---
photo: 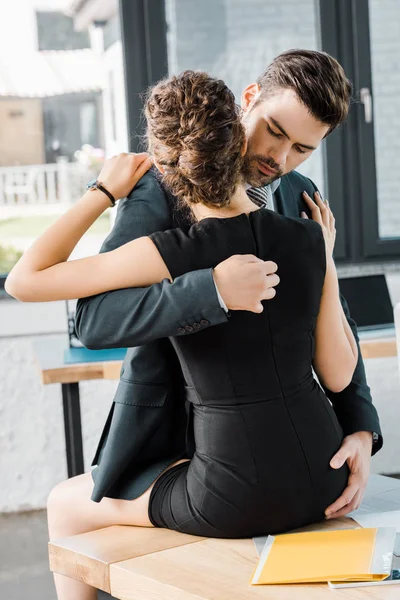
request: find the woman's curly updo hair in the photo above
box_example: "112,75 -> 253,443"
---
145,70 -> 246,209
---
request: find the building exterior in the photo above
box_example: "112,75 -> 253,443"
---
66,0 -> 128,157
0,0 -> 105,168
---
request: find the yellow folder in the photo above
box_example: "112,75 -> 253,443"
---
250,527 -> 396,585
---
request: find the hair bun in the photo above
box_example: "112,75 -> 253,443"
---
145,70 -> 245,208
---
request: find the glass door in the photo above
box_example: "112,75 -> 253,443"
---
165,0 -> 327,196
352,0 -> 400,259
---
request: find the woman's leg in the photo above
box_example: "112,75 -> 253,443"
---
47,458 -> 189,600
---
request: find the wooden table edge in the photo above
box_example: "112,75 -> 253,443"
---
359,337 -> 397,359
38,360 -> 123,384
35,336 -> 397,386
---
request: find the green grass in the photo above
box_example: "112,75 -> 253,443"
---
0,213 -> 110,237
0,244 -> 23,274
0,213 -> 111,274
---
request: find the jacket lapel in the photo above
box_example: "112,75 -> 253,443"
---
275,173 -> 316,219
275,176 -> 298,218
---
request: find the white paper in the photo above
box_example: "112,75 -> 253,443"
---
349,510 -> 400,533
253,535 -> 268,556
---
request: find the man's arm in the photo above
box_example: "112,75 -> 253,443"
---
305,179 -> 382,454
322,292 -> 382,519
323,292 -> 382,453
75,169 -> 228,349
299,179 -> 383,518
75,168 -> 280,349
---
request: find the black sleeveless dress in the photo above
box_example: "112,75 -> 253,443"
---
147,209 -> 349,539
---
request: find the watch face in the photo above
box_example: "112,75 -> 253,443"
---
86,178 -> 97,190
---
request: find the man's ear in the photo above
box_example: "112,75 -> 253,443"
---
241,83 -> 260,111
240,138 -> 248,157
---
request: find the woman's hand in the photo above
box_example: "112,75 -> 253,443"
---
5,152 -> 153,302
97,152 -> 153,201
301,191 -> 336,256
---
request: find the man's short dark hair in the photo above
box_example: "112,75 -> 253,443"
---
256,49 -> 352,134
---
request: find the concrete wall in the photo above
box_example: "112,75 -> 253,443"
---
0,325 -> 117,513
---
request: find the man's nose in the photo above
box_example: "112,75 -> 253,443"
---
269,142 -> 290,167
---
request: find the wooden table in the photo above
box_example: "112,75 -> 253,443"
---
360,333 -> 397,360
98,334 -> 398,379
35,332 -> 397,479
49,474 -> 400,599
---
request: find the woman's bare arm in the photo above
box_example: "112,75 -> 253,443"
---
5,153 -> 171,302
302,191 -> 358,393
313,255 -> 358,392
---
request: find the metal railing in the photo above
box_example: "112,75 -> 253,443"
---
0,158 -> 93,206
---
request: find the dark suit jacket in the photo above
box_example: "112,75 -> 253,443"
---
75,168 -> 383,502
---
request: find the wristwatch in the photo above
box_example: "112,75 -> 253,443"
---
86,179 -> 116,207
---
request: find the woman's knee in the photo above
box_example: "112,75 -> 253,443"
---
47,474 -> 92,538
47,479 -> 73,535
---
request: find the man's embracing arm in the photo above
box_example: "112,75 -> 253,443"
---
324,292 -> 383,453
302,177 -> 383,454
299,177 -> 383,518
322,292 -> 383,519
75,170 -> 228,349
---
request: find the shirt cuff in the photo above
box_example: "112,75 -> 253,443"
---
212,272 -> 229,312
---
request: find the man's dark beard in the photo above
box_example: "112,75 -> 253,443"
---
242,152 -> 283,188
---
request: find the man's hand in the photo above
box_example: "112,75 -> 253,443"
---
325,431 -> 373,519
213,254 -> 279,313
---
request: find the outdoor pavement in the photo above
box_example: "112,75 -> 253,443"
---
0,510 -> 115,600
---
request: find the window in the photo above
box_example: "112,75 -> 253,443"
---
36,11 -> 90,51
80,101 -> 99,147
165,0 -> 326,196
0,3 -> 128,294
366,0 -> 400,245
164,0 -> 400,266
320,0 -> 400,263
3,0 -> 398,296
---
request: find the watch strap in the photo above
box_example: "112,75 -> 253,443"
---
87,179 -> 116,207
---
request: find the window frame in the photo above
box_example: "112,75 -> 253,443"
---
352,0 -> 400,259
321,0 -> 400,264
119,0 -> 168,152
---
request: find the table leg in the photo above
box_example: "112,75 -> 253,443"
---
61,383 -> 85,477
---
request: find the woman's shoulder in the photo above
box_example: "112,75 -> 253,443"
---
250,208 -> 324,246
186,212 -> 256,253
149,212 -> 256,280
188,209 -> 324,253
249,210 -> 326,277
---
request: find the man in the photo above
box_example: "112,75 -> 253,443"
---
75,49 -> 382,520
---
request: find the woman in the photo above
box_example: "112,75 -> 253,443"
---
6,71 -> 357,599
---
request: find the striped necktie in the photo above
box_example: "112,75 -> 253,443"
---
246,185 -> 273,210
